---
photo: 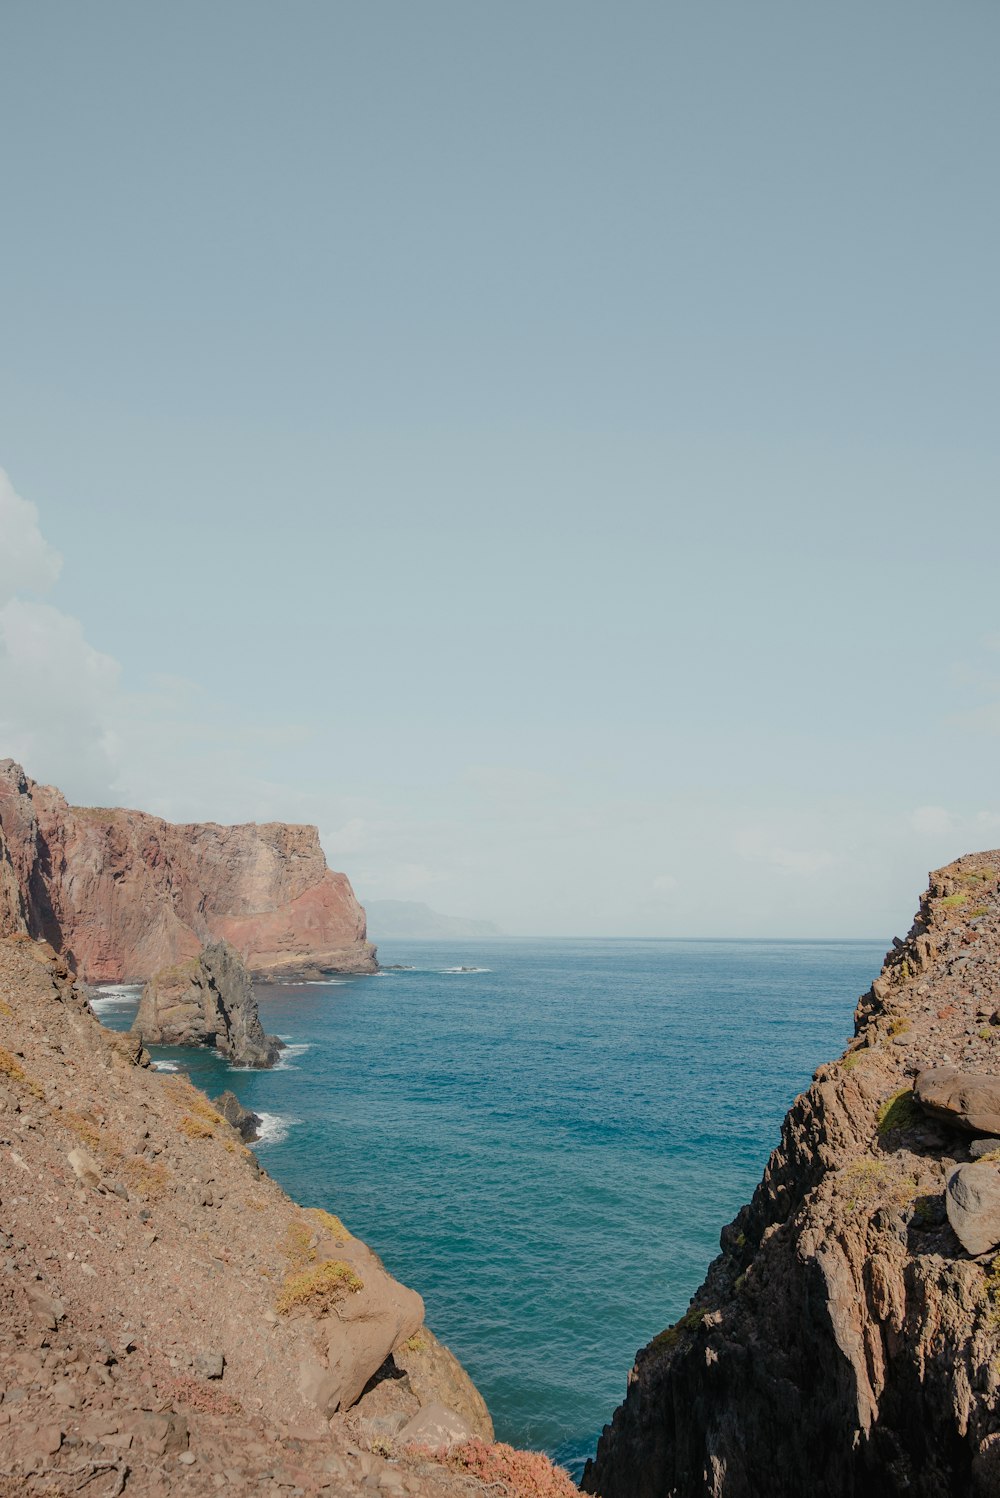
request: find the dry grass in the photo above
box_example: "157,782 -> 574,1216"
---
0,1046 -> 44,1098
275,1259 -> 363,1315
61,1109 -> 101,1151
282,1219 -> 317,1271
180,1114 -> 215,1140
838,1156 -> 917,1212
305,1207 -> 350,1242
120,1157 -> 170,1199
162,1075 -> 223,1127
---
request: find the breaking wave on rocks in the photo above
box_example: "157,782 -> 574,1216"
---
151,1059 -> 179,1072
88,984 -> 142,1015
254,1111 -> 299,1146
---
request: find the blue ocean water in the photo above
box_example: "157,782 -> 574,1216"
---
96,937 -> 884,1475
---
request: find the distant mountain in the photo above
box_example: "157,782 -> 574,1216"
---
363,899 -> 504,941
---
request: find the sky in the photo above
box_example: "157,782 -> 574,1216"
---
1,1 -> 998,938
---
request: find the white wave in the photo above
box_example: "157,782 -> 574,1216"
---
88,983 -> 142,1012
439,966 -> 491,974
152,1060 -> 179,1072
254,1112 -> 299,1146
273,1041 -> 311,1070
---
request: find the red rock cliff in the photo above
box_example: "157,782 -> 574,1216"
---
0,759 -> 376,981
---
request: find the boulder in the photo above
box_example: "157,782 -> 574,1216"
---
946,1163 -> 1000,1255
914,1067 -> 1000,1135
970,1137 -> 1000,1160
212,1089 -> 262,1142
132,941 -> 283,1068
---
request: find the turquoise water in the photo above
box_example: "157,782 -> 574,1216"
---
96,937 -> 883,1475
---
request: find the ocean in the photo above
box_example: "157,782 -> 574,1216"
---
95,936 -> 885,1476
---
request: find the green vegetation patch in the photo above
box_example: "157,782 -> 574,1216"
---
876,1087 -> 922,1136
650,1305 -> 707,1353
939,893 -> 969,909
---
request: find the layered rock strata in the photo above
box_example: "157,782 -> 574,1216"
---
132,941 -> 283,1068
0,758 -> 376,981
0,933 -> 515,1496
584,852 -> 1000,1498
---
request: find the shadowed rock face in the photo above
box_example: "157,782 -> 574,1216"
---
0,758 -> 376,981
584,851 -> 1000,1498
132,941 -> 283,1068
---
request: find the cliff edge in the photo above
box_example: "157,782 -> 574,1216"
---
0,933 -> 508,1496
584,852 -> 1000,1498
0,759 -> 376,982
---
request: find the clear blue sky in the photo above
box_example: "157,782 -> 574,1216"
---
1,1 -> 998,936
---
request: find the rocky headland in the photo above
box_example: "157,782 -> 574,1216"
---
584,852 -> 1000,1498
0,760 -> 376,982
131,941 -> 283,1069
0,933 -> 583,1497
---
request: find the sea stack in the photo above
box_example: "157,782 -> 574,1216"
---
132,941 -> 283,1068
584,851 -> 1000,1498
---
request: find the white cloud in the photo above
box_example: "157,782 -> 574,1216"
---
910,805 -> 954,837
0,598 -> 121,797
0,469 -> 62,606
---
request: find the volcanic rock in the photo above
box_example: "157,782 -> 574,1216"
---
212,1088 -> 262,1142
0,758 -> 376,981
583,849 -> 1000,1498
946,1162 -> 1000,1254
132,941 -> 282,1067
914,1066 -> 1000,1135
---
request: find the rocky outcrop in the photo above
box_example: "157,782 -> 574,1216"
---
0,933 -> 518,1496
132,941 -> 283,1067
0,758 -> 376,981
212,1088 -> 263,1142
585,851 -> 1000,1498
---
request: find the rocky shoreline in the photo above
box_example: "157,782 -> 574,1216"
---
584,852 -> 1000,1498
0,934 -> 580,1497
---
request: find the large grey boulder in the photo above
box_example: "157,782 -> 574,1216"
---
914,1067 -> 1000,1135
132,941 -> 283,1068
946,1162 -> 1000,1255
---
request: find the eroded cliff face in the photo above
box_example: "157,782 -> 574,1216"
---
0,759 -> 376,981
0,933 -> 505,1496
584,853 -> 1000,1498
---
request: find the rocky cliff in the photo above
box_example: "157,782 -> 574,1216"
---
584,853 -> 1000,1498
0,933 -> 587,1497
0,759 -> 376,981
132,941 -> 283,1068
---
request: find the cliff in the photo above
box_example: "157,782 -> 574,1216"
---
584,852 -> 1000,1498
0,758 -> 376,981
0,933 -> 514,1495
132,941 -> 283,1068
